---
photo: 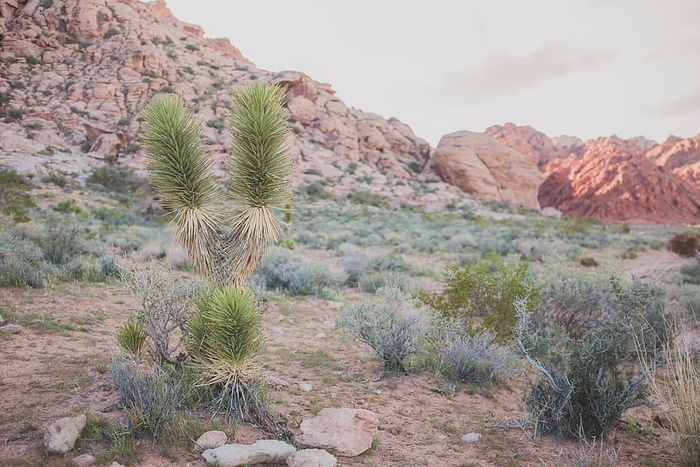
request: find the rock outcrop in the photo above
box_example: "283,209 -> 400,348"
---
0,0 -> 462,211
430,131 -> 543,210
538,136 -> 700,223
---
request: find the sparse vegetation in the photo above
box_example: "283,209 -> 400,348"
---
669,232 -> 699,257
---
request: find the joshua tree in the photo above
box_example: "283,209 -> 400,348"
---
139,83 -> 292,422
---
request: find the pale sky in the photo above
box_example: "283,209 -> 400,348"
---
164,0 -> 700,147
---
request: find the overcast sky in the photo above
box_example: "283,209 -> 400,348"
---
164,0 -> 700,146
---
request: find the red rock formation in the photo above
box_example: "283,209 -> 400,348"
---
645,134 -> 700,185
485,122 -> 575,169
539,137 -> 700,223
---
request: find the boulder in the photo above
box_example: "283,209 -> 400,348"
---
202,439 -> 296,467
44,414 -> 86,453
295,408 -> 379,457
431,131 -> 543,210
72,453 -> 97,466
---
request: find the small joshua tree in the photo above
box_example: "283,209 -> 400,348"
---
139,83 -> 292,423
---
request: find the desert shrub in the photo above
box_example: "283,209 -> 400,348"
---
515,298 -> 653,440
424,316 -> 513,387
87,164 -> 148,195
644,330 -> 700,466
579,256 -> 598,267
301,181 -> 332,200
359,271 -> 414,295
0,228 -> 52,287
41,222 -> 81,265
121,261 -> 199,366
337,285 -> 428,374
669,232 -> 699,257
350,190 -> 385,207
338,244 -> 370,286
418,258 -> 541,343
536,258 -> 673,349
680,263 -> 700,285
0,165 -> 35,222
250,246 -> 336,296
109,358 -> 185,437
371,253 -> 410,274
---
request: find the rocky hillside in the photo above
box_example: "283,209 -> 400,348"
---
1,0 -> 698,223
488,124 -> 700,224
0,0 -> 471,210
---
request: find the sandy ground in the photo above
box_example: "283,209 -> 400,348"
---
0,248 -> 694,466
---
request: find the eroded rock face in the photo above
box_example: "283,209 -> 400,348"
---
430,131 -> 543,210
295,408 -> 379,457
0,0 -> 454,210
538,137 -> 700,223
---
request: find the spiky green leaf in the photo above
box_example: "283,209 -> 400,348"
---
227,83 -> 293,209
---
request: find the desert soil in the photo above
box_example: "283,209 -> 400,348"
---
0,248 -> 691,466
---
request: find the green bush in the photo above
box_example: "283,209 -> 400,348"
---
424,317 -> 512,387
418,258 -> 541,342
86,164 -> 148,195
109,358 -> 185,437
337,286 -> 428,374
669,232 -> 699,257
0,166 -> 35,222
41,223 -> 81,265
680,263 -> 700,285
516,306 -> 649,440
250,247 -> 336,296
0,228 -> 52,287
350,190 -> 386,207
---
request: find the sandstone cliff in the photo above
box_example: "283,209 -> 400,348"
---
430,131 -> 543,210
538,136 -> 700,223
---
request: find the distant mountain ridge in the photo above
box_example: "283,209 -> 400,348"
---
0,0 -> 698,223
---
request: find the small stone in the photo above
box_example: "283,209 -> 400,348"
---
72,453 -> 97,466
299,382 -> 313,392
44,414 -> 87,453
0,324 -> 23,334
314,332 -> 326,339
193,430 -> 228,452
286,448 -> 337,467
107,462 -> 125,467
461,432 -> 482,443
267,375 -> 290,389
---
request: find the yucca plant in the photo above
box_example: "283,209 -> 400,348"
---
117,317 -> 148,358
139,83 -> 293,424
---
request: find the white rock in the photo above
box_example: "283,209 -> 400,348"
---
461,432 -> 482,443
202,439 -> 296,467
72,453 -> 97,466
44,414 -> 86,453
193,430 -> 228,452
295,408 -> 379,457
286,449 -> 337,467
107,462 -> 125,467
299,382 -> 313,392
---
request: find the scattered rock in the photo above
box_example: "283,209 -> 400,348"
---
267,375 -> 290,389
202,439 -> 296,467
44,414 -> 87,454
286,449 -> 337,467
299,382 -> 313,392
314,332 -> 326,339
193,430 -> 228,452
461,432 -> 482,443
72,453 -> 97,466
0,324 -> 23,334
107,462 -> 125,467
295,408 -> 379,457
